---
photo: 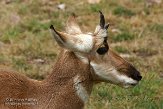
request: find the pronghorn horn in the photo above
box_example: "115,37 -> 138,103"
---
105,23 -> 110,30
99,11 -> 105,29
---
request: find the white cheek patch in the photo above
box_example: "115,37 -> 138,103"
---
91,62 -> 118,83
69,34 -> 93,53
117,74 -> 137,85
90,62 -> 137,85
73,75 -> 89,103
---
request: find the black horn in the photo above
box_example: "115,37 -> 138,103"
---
105,23 -> 110,30
99,11 -> 105,29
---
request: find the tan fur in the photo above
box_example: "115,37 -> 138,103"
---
0,50 -> 93,109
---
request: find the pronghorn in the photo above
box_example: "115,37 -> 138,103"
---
0,11 -> 142,109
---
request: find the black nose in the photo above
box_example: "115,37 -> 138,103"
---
131,71 -> 142,81
136,75 -> 142,81
130,66 -> 142,81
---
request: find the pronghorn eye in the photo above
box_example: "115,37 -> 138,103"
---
97,37 -> 109,55
97,47 -> 108,55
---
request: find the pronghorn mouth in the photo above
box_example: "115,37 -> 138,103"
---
121,81 -> 139,88
130,83 -> 138,86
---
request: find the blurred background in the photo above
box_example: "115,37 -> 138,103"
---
0,0 -> 162,109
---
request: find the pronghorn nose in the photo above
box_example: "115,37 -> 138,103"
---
130,66 -> 142,81
136,74 -> 142,81
131,71 -> 142,81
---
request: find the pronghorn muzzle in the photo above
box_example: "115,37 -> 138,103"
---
129,65 -> 142,82
117,63 -> 142,86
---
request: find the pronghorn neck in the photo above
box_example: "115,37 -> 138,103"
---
45,49 -> 93,103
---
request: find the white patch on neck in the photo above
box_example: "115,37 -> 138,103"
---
73,75 -> 89,103
90,62 -> 137,85
74,52 -> 89,64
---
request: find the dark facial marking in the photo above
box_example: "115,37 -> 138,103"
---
97,47 -> 108,55
97,37 -> 109,55
117,65 -> 142,81
129,65 -> 142,81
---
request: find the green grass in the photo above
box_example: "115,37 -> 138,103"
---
1,26 -> 23,43
12,57 -> 31,71
113,6 -> 135,17
150,24 -> 163,39
0,0 -> 163,109
112,32 -> 135,42
87,72 -> 163,109
90,4 -> 101,12
114,46 -> 129,53
0,55 -> 6,64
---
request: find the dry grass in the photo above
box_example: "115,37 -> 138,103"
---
0,0 -> 163,109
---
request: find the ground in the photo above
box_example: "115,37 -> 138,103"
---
0,0 -> 163,109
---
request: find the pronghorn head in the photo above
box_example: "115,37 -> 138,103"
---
50,11 -> 142,88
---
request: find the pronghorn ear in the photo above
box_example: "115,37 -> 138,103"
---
50,25 -> 68,47
50,25 -> 93,53
66,14 -> 82,35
